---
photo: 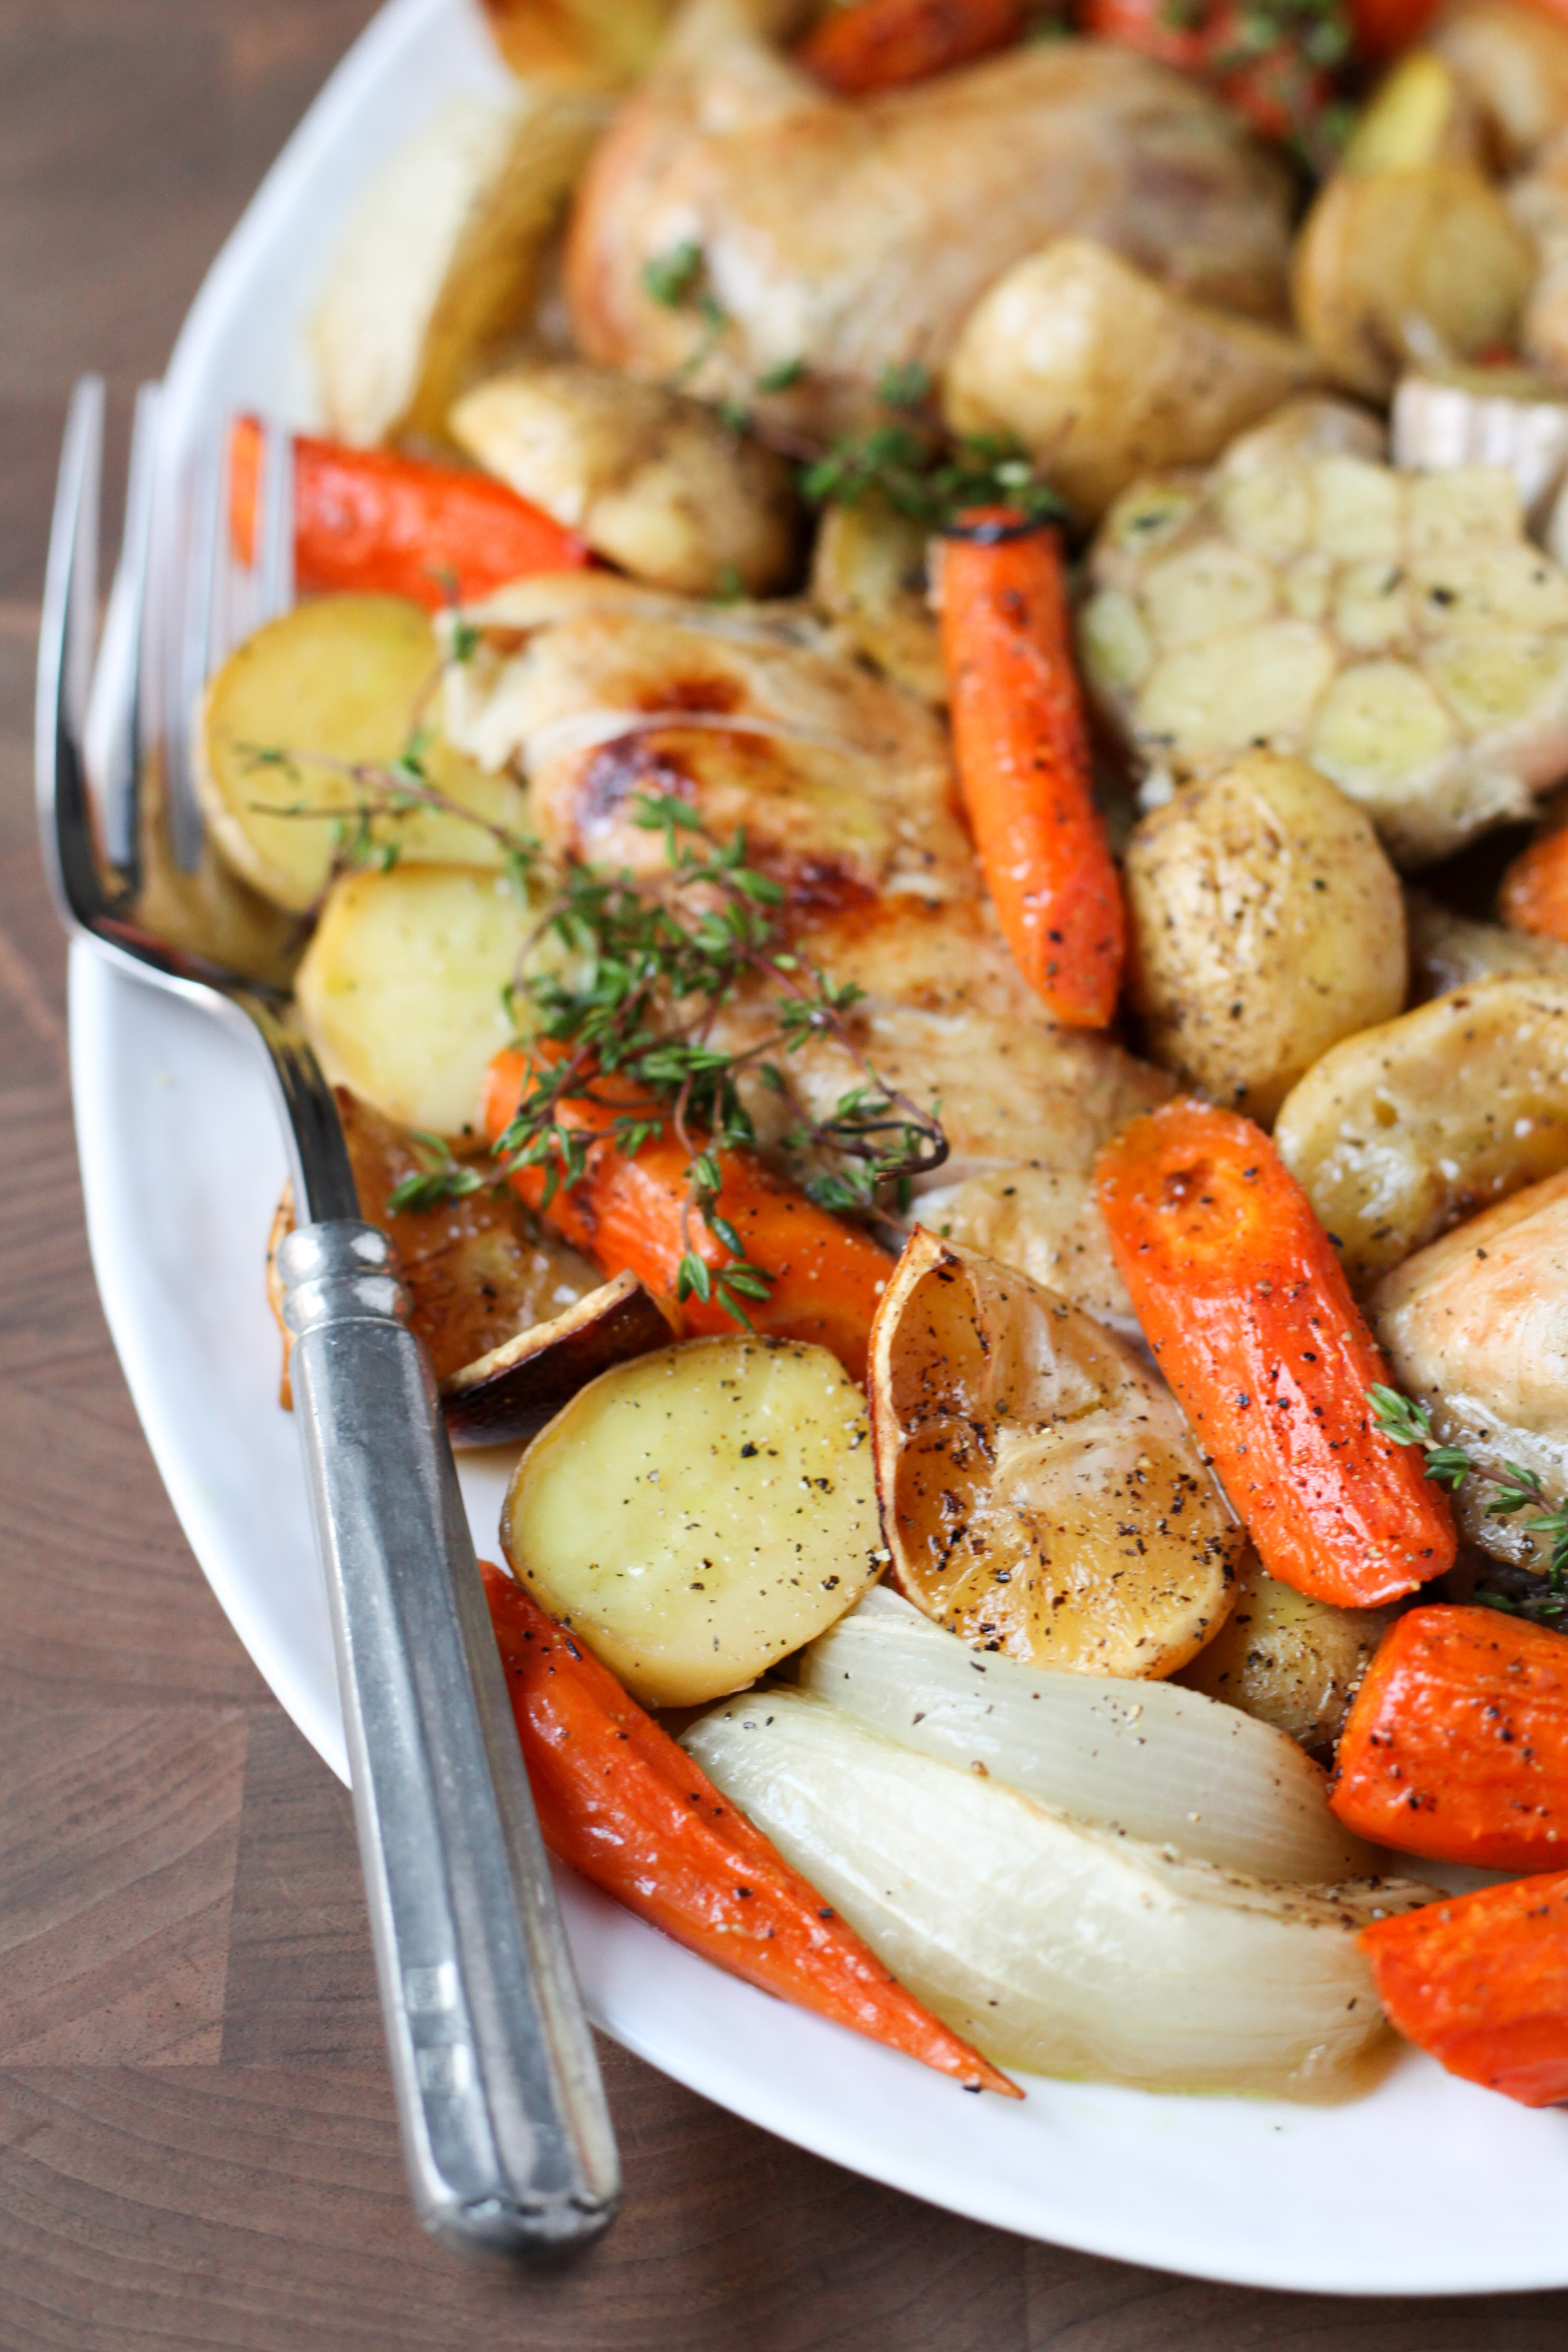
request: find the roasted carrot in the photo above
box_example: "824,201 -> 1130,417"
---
1344,0 -> 1440,57
1500,829 -> 1568,947
1362,1872 -> 1568,2106
228,417 -> 590,610
482,1561 -> 1019,2095
482,1046 -> 891,1381
1095,1099 -> 1457,1608
799,0 -> 1022,92
938,511 -> 1124,1028
1330,1605 -> 1568,1869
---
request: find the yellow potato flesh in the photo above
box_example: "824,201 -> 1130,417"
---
501,1337 -> 883,1706
295,864 -> 531,1139
870,1233 -> 1242,1678
197,596 -> 531,914
1291,164 -> 1534,404
1273,972 -> 1568,1284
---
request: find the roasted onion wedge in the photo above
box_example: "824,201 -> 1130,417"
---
868,1231 -> 1242,1677
440,1271 -> 675,1446
801,1587 -> 1376,1882
684,1689 -> 1433,2097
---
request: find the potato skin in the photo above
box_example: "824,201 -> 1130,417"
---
1176,1553 -> 1394,1756
1291,163 -> 1535,403
1125,752 -> 1406,1123
1273,972 -> 1568,1285
942,240 -> 1319,522
448,361 -> 799,597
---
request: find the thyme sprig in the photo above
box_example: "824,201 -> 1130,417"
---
491,792 -> 947,1322
240,741 -> 541,897
1369,1384 -> 1568,1624
386,1132 -> 488,1213
801,423 -> 1066,528
643,238 -> 732,388
246,718 -> 947,1325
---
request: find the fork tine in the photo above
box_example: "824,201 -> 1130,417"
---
83,380 -> 161,878
162,418 -> 223,872
256,416 -> 295,624
35,374 -> 106,930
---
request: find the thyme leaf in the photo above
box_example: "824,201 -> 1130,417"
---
1367,1384 -> 1568,1623
387,1132 -> 487,1213
488,792 -> 948,1330
801,424 -> 1066,528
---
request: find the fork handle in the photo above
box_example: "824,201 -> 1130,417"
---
277,1220 -> 619,2255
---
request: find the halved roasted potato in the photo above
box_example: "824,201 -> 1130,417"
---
810,503 -> 944,705
479,0 -> 680,90
295,864 -> 533,1138
441,1272 -> 676,1445
1291,163 -> 1534,404
501,1335 -> 884,1705
942,240 -> 1320,522
869,1231 -> 1243,1678
1124,751 -> 1407,1122
309,89 -> 603,447
197,596 -> 531,914
1273,972 -> 1568,1284
449,361 -> 799,597
1174,1553 -> 1395,1756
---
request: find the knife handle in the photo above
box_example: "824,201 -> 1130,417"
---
278,1220 -> 619,2256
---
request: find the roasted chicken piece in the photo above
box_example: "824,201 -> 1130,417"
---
441,572 -> 971,911
1373,1169 -> 1568,1575
562,0 -> 1294,443
439,574 -> 1171,1257
712,897 -> 1173,1190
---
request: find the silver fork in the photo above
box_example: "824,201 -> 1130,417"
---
36,375 -> 619,2257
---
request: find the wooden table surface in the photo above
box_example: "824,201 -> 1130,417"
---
3,4 -> 1566,2341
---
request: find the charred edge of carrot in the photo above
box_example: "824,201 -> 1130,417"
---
938,509 -> 1124,1029
226,419 -> 591,610
1499,829 -> 1568,947
1329,1604 -> 1568,1870
1094,1099 -> 1456,1609
798,0 -> 1024,93
1362,1871 -> 1568,2106
481,1046 -> 890,1380
481,1562 -> 1020,2096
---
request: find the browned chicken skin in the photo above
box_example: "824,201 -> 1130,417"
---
442,577 -> 1172,1208
564,1 -> 1295,443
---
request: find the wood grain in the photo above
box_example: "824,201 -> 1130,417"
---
5,0 -> 1568,2339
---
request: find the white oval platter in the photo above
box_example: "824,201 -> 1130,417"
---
67,0 -> 1568,2293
